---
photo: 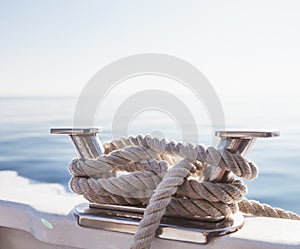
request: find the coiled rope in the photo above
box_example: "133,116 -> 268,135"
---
69,135 -> 300,249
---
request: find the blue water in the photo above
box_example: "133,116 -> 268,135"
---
0,96 -> 300,214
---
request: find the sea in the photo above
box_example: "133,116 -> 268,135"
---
0,95 -> 300,214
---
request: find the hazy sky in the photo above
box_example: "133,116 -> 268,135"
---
1,0 -> 300,98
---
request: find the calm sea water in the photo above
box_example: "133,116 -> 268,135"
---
0,96 -> 300,214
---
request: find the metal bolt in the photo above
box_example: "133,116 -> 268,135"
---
50,128 -> 104,160
207,130 -> 280,182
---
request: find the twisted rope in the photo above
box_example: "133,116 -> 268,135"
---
69,135 -> 300,249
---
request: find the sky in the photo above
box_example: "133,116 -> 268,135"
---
0,0 -> 300,99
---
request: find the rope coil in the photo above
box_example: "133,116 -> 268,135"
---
69,135 -> 300,249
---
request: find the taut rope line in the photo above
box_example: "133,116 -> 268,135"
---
69,135 -> 300,249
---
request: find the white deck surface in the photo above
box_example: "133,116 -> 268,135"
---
0,170 -> 300,249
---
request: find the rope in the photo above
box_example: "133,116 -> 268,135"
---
69,135 -> 300,249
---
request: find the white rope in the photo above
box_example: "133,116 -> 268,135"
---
69,135 -> 300,249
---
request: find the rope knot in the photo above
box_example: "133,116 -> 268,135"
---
68,135 -> 300,249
